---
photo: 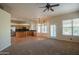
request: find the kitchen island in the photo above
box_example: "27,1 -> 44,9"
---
16,29 -> 36,38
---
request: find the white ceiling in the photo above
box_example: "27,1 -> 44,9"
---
1,3 -> 79,21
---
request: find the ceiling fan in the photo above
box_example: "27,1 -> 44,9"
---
40,3 -> 60,12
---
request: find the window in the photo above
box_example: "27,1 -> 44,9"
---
50,24 -> 56,37
44,25 -> 48,33
37,24 -> 48,33
62,18 -> 79,36
41,24 -> 48,33
37,24 -> 41,33
41,24 -> 45,33
62,20 -> 72,35
73,18 -> 79,36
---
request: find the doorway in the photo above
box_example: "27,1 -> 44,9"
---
50,24 -> 56,38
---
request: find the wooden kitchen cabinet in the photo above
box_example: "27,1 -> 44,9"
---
16,31 -> 36,38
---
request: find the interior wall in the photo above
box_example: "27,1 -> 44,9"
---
0,8 -> 11,51
50,11 -> 79,42
15,25 -> 30,29
11,20 -> 32,30
34,11 -> 79,42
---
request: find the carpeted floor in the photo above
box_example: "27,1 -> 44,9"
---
1,36 -> 79,55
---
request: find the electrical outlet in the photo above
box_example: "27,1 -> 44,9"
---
70,38 -> 72,40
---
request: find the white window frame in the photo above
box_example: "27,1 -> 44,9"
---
62,18 -> 79,36
50,24 -> 56,38
37,24 -> 48,33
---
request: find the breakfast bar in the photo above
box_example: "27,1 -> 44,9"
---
15,29 -> 36,38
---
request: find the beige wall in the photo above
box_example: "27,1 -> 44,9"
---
0,8 -> 11,51
33,11 -> 79,42
15,25 -> 30,29
50,11 -> 79,42
11,20 -> 31,30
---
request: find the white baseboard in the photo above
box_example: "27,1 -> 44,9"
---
0,43 -> 11,51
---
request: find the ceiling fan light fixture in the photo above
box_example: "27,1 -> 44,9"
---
40,3 -> 60,12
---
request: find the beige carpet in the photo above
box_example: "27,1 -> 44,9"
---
2,36 -> 79,55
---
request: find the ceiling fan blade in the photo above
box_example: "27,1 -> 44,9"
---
50,8 -> 54,12
51,4 -> 59,7
43,8 -> 47,12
